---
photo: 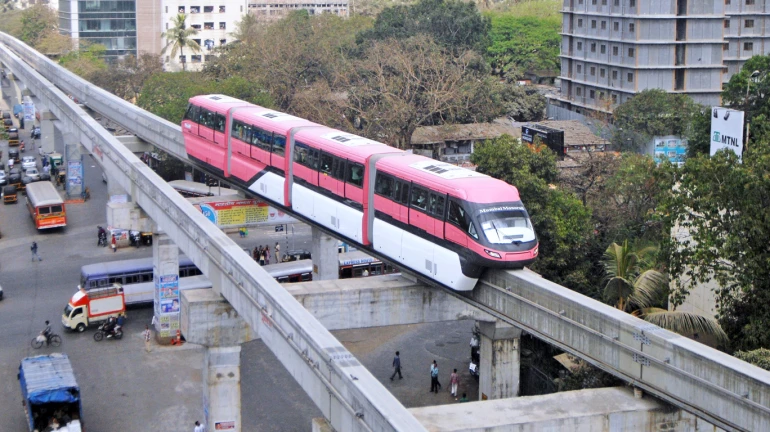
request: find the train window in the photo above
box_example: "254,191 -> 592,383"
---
375,173 -> 394,198
215,114 -> 226,133
253,128 -> 273,151
242,124 -> 253,143
184,104 -> 199,122
448,200 -> 478,239
429,193 -> 446,218
273,135 -> 286,156
394,180 -> 410,205
294,141 -> 319,169
197,108 -> 211,127
347,162 -> 364,187
320,152 -> 333,175
410,185 -> 429,211
332,157 -> 346,181
232,120 -> 244,140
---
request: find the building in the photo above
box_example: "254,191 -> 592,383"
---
59,0 -> 138,59
248,0 -> 347,22
556,0 -> 770,115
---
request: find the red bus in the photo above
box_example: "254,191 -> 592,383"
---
25,181 -> 66,229
181,95 -> 538,291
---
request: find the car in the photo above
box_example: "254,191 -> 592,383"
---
25,167 -> 40,181
0,282 -> 4,300
0,170 -> 6,186
21,156 -> 36,172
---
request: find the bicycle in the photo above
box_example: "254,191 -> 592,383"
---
31,332 -> 62,349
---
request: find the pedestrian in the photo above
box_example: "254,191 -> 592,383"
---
430,360 -> 439,394
450,368 -> 459,398
143,325 -> 152,352
390,351 -> 402,381
253,246 -> 260,262
31,241 -> 42,261
111,234 -> 117,253
265,246 -> 270,265
194,420 -> 206,432
275,242 -> 281,263
238,227 -> 244,238
259,248 -> 265,266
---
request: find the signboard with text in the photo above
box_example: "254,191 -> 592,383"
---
710,107 -> 744,160
196,199 -> 295,228
649,135 -> 687,167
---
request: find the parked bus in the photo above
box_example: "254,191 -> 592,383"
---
79,256 -> 206,305
25,181 -> 66,229
263,250 -> 399,283
169,180 -> 240,198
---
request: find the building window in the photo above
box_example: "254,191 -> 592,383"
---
725,0 -> 730,4
592,0 -> 597,4
190,6 -> 200,13
591,43 -> 597,52
219,22 -> 226,29
599,91 -> 605,100
612,70 -> 618,79
630,0 -> 635,6
204,22 -> 214,29
613,46 -> 619,56
590,89 -> 596,99
746,0 -> 754,4
629,23 -> 635,32
613,22 -> 619,31
220,39 -> 226,45
745,20 -> 754,28
602,0 -> 607,4
614,0 -> 619,5
723,43 -> 729,51
165,23 -> 168,29
612,94 -> 618,103
590,66 -> 596,76
577,87 -> 583,96
577,42 -> 583,50
628,47 -> 635,57
220,5 -> 226,12
627,72 -> 634,82
577,64 -> 583,73
178,6 -> 185,13
165,5 -> 167,12
601,45 -> 606,54
578,19 -> 583,27
744,42 -> 754,50
191,55 -> 202,63
724,20 -> 730,28
592,20 -> 597,29
600,68 -> 606,77
204,6 -> 214,12
179,55 -> 186,63
601,21 -> 607,30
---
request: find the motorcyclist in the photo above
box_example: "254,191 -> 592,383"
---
98,226 -> 107,246
115,314 -> 125,334
104,316 -> 117,337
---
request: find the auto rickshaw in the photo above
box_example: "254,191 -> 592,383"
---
3,118 -> 12,131
3,185 -> 17,204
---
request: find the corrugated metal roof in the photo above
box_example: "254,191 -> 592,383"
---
20,354 -> 78,403
412,120 -> 607,148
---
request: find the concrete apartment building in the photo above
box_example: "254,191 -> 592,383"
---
555,0 -> 770,115
59,0 -> 138,59
248,0 -> 348,22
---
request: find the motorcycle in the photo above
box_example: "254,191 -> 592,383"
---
94,323 -> 123,341
31,331 -> 62,349
469,326 -> 480,380
97,226 -> 108,247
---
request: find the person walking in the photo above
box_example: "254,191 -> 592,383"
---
193,420 -> 206,432
31,242 -> 42,261
265,246 -> 270,265
143,325 -> 152,353
275,242 -> 281,263
111,235 -> 117,253
253,246 -> 260,262
259,248 -> 266,266
430,360 -> 439,394
450,368 -> 459,398
390,351 -> 402,380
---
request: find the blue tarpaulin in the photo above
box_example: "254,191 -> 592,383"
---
13,103 -> 22,116
19,353 -> 80,405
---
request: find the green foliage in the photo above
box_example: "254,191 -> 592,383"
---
612,89 -> 705,152
493,0 -> 561,19
162,14 -> 201,71
358,0 -> 490,54
19,5 -> 57,47
486,14 -> 560,77
734,348 -> 770,371
686,108 -> 711,157
722,55 -> 770,144
0,9 -> 23,36
663,140 -> 770,351
58,44 -> 108,80
500,85 -> 546,121
472,135 -> 593,290
137,73 -> 273,123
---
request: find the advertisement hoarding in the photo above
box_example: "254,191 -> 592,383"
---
195,199 -> 296,228
649,136 -> 688,167
710,107 -> 744,160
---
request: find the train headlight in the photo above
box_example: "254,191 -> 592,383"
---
484,249 -> 502,259
533,246 -> 539,256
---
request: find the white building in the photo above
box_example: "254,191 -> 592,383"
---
161,0 -> 248,71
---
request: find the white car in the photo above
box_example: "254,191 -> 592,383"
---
21,156 -> 37,172
25,167 -> 41,181
0,170 -> 6,186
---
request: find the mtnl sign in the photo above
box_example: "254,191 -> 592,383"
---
709,107 -> 744,160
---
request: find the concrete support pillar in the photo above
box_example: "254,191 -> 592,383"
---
107,175 -> 129,199
40,111 -> 57,155
152,233 -> 180,341
478,320 -> 521,400
311,227 -> 339,281
64,138 -> 85,198
203,346 -> 242,432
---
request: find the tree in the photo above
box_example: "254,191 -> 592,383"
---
602,241 -> 728,344
58,44 -> 108,81
162,13 -> 201,71
357,0 -> 490,54
500,85 -> 546,122
471,135 -> 594,292
734,349 -> 770,371
663,142 -> 770,351
722,55 -> 770,145
486,14 -> 561,78
19,5 -> 57,47
612,89 -> 704,152
685,107 -> 711,157
344,36 -> 504,148
92,53 -> 163,102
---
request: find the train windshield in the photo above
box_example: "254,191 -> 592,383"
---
477,206 -> 535,244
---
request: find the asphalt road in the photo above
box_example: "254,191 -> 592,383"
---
0,119 -> 477,432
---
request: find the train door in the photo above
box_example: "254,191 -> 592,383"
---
319,151 -> 337,195
408,184 -> 435,236
213,113 -> 227,146
428,192 -> 447,239
197,108 -> 215,142
182,105 -> 199,136
445,199 -> 468,248
271,134 -> 286,173
250,128 -> 273,166
392,180 -> 410,223
293,143 -> 319,186
344,161 -> 365,203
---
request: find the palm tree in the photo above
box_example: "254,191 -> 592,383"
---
161,14 -> 201,71
602,240 -> 728,345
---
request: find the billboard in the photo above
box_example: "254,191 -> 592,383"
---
710,107 -> 744,160
650,136 -> 687,166
195,199 -> 296,228
521,124 -> 565,160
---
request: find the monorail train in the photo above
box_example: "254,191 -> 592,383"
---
182,95 -> 538,291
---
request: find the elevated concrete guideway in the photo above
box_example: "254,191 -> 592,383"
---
0,36 -> 426,432
2,32 -> 770,431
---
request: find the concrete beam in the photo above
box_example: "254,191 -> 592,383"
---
116,135 -> 153,154
409,387 -> 723,431
181,288 -> 255,346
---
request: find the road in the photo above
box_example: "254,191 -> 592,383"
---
0,120 -> 477,432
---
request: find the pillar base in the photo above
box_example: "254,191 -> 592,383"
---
204,346 -> 242,432
311,227 -> 339,281
478,320 -> 522,400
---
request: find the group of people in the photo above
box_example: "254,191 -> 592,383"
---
252,242 -> 281,265
390,351 -> 467,402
